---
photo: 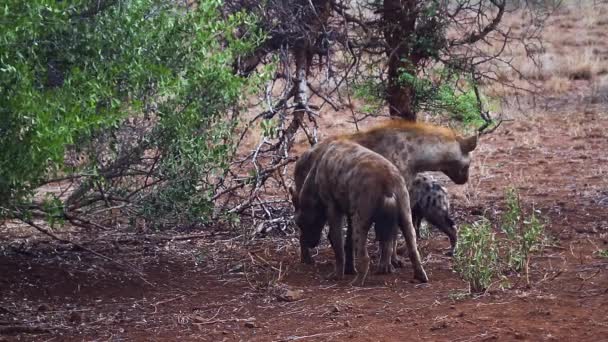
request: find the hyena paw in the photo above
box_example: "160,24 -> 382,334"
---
301,255 -> 315,265
391,256 -> 406,268
414,269 -> 429,283
326,271 -> 345,281
349,275 -> 367,287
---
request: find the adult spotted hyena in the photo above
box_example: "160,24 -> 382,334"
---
291,139 -> 427,285
410,174 -> 457,255
292,119 -> 477,272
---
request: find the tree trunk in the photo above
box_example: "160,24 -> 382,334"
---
383,0 -> 420,121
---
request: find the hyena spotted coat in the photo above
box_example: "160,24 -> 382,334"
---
292,120 -> 477,272
292,139 -> 427,285
410,174 -> 457,255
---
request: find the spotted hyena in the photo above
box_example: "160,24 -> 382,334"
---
291,139 -> 427,285
410,174 -> 457,255
292,119 -> 477,273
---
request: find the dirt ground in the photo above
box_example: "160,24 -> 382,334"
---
2,95 -> 607,341
2,4 -> 608,342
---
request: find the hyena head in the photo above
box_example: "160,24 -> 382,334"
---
289,182 -> 326,249
441,134 -> 477,184
412,131 -> 477,185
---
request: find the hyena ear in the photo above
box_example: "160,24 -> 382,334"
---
459,134 -> 478,153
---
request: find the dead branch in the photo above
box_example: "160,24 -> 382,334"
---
17,216 -> 154,287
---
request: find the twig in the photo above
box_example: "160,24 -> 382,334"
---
281,331 -> 341,341
192,317 -> 254,326
152,295 -> 186,314
18,217 -> 155,287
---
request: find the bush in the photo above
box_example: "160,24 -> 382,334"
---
454,188 -> 547,293
500,188 -> 546,281
453,218 -> 500,293
1,0 -> 264,228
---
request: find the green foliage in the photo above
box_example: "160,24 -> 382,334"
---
261,119 -> 279,139
454,188 -> 547,293
596,249 -> 608,258
1,1 -> 265,226
397,68 -> 488,128
351,79 -> 385,114
453,218 -> 500,293
500,187 -> 546,276
501,187 -> 521,238
435,86 -> 485,127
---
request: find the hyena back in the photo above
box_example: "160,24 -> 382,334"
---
292,139 -> 428,285
410,174 -> 457,255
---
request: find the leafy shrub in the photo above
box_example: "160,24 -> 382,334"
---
397,68 -> 488,129
1,0 -> 264,228
453,218 -> 500,293
500,187 -> 546,280
454,188 -> 547,293
351,79 -> 386,115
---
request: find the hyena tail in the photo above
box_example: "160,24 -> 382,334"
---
373,194 -> 399,242
395,185 -> 429,283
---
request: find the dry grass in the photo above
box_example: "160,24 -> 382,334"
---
516,48 -> 601,83
544,75 -> 571,93
591,74 -> 608,103
482,2 -> 608,97
557,48 -> 601,80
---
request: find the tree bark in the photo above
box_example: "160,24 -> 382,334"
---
383,0 -> 420,121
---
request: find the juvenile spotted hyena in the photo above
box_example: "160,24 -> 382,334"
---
410,174 -> 457,255
291,139 -> 427,285
292,120 -> 477,272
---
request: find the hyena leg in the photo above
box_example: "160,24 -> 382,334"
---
326,206 -> 345,280
300,244 -> 314,264
412,210 -> 423,239
350,218 -> 371,286
376,239 -> 395,274
399,203 -> 429,283
391,239 -> 406,268
299,220 -> 324,264
428,215 -> 458,256
344,215 -> 356,275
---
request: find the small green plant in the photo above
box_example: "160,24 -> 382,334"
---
500,187 -> 546,284
501,187 -> 521,238
595,249 -> 608,258
454,189 -> 547,293
453,218 -> 500,293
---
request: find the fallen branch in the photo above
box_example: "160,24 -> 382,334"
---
192,317 -> 254,326
18,217 -> 155,287
282,331 -> 341,341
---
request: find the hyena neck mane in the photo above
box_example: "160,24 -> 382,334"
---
344,120 -> 478,184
